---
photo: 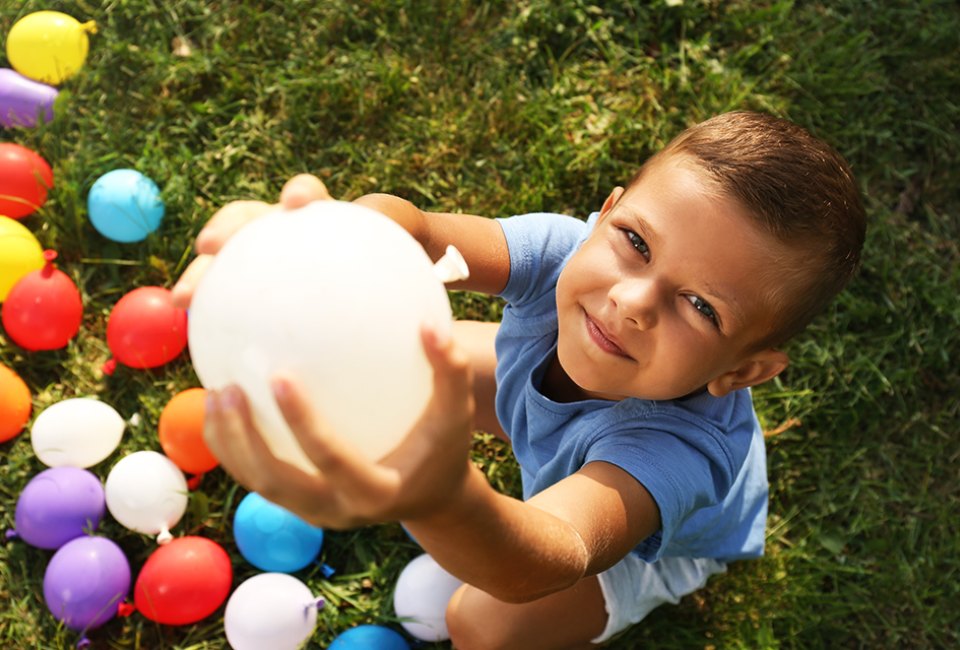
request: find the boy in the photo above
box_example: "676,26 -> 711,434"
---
173,111 -> 865,648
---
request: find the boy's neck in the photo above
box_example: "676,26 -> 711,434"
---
541,352 -> 599,403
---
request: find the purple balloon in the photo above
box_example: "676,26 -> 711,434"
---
43,537 -> 131,632
14,467 -> 106,550
0,68 -> 57,128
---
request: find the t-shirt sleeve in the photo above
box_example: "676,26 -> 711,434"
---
496,212 -> 588,306
585,418 -> 740,559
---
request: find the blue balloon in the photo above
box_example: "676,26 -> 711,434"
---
87,169 -> 164,243
329,625 -> 411,650
233,492 -> 324,572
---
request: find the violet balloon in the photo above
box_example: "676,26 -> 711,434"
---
43,536 -> 131,632
14,467 -> 105,549
0,68 -> 56,128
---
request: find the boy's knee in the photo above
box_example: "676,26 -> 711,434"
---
446,584 -> 515,650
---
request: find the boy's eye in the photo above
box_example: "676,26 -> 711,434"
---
685,295 -> 720,328
623,229 -> 650,260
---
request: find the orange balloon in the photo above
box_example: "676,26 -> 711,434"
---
158,387 -> 217,474
0,364 -> 32,442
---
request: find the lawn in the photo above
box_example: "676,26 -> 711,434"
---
1,0 -> 958,648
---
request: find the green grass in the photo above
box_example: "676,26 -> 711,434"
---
2,0 -> 958,648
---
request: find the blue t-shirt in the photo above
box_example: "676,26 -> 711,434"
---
494,212 -> 768,562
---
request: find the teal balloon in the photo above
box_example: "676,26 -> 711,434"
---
87,169 -> 164,243
329,625 -> 410,650
233,492 -> 324,572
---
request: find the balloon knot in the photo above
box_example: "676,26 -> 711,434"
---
4,529 -> 19,542
320,563 -> 336,578
101,358 -> 117,375
157,528 -> 173,545
82,20 -> 98,34
76,636 -> 91,649
313,597 -> 326,611
117,601 -> 136,618
42,250 -> 58,276
186,473 -> 204,490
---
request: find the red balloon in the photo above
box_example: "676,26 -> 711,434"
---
2,251 -> 82,351
133,536 -> 233,625
0,142 -> 53,219
105,286 -> 187,371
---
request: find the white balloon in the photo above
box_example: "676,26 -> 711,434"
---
224,572 -> 320,650
31,398 -> 125,468
393,553 -> 464,641
188,201 -> 468,474
104,451 -> 187,543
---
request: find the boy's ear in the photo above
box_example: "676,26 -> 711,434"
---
599,186 -> 625,218
706,349 -> 789,397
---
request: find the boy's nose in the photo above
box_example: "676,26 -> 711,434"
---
610,278 -> 660,330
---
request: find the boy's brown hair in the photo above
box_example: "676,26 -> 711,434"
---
634,111 -> 866,349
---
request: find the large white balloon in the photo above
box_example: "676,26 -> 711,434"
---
104,451 -> 188,543
188,201 -> 468,474
31,398 -> 125,468
393,553 -> 464,641
224,572 -> 320,650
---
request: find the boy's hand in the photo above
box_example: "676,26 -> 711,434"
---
203,325 -> 475,529
171,174 -> 332,309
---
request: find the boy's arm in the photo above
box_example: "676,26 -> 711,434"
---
403,460 -> 660,603
352,193 -> 510,296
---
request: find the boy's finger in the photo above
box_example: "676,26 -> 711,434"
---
171,254 -> 212,309
270,375 -> 380,484
420,325 -> 474,419
280,174 -> 333,208
196,200 -> 271,254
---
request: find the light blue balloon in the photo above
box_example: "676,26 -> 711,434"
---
87,168 -> 164,243
233,492 -> 324,572
328,625 -> 410,650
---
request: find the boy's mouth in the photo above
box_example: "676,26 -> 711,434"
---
584,312 -> 631,358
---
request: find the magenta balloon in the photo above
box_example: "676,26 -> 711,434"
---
14,467 -> 105,549
43,536 -> 131,632
0,68 -> 57,128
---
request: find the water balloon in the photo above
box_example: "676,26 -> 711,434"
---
0,363 -> 31,442
43,536 -> 130,632
104,286 -> 187,372
2,250 -> 83,351
233,492 -> 324,573
31,398 -> 124,468
393,553 -> 463,642
104,451 -> 187,543
0,142 -> 53,220
87,169 -> 164,243
13,466 -> 105,549
5,11 -> 96,85
188,201 -> 467,473
0,216 -> 44,302
224,573 -> 321,650
0,68 -> 57,127
157,387 -> 217,475
133,536 -> 232,625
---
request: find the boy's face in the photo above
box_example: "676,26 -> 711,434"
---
554,155 -> 790,401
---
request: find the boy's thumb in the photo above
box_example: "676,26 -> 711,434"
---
280,174 -> 333,208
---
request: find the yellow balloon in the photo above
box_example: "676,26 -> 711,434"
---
5,11 -> 97,85
0,216 -> 44,301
